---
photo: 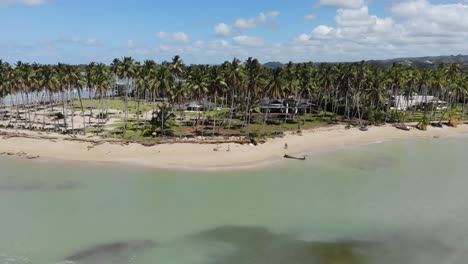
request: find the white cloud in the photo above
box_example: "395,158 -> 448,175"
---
293,33 -> 312,43
0,0 -> 47,6
233,35 -> 264,47
58,36 -> 101,47
214,10 -> 280,36
304,14 -> 317,21
127,40 -> 136,49
317,0 -> 366,9
268,11 -> 280,18
214,23 -> 232,37
4,1 -> 468,65
234,12 -> 268,29
294,0 -> 468,61
156,31 -> 189,42
312,25 -> 333,38
84,38 -> 99,46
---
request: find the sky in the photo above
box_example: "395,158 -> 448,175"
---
1,0 -> 467,64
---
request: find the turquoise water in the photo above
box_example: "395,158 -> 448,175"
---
1,136 -> 468,263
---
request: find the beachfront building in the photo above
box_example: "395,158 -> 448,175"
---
173,100 -> 216,112
389,94 -> 447,111
260,98 -> 314,114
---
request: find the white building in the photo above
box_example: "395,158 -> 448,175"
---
390,95 -> 446,111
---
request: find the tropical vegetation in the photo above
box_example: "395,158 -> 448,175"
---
0,57 -> 467,140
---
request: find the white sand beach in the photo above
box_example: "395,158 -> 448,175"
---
1,124 -> 468,170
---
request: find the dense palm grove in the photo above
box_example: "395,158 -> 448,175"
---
0,56 -> 467,139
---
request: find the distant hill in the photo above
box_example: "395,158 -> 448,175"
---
368,55 -> 468,70
263,62 -> 285,69
263,55 -> 468,70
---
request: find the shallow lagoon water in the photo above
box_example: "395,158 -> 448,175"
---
1,136 -> 468,264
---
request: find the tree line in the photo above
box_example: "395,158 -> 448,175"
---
0,56 -> 467,137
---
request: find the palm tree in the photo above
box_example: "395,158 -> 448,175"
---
155,65 -> 173,136
0,61 -> 12,122
170,55 -> 185,83
38,65 -> 60,130
188,66 -> 209,133
284,62 -> 297,121
431,64 -> 447,120
441,64 -> 463,124
225,58 -> 244,130
461,73 -> 468,121
244,57 -> 263,131
364,69 -> 386,124
116,57 -> 136,136
262,67 -> 285,134
60,64 -> 84,134
208,66 -> 227,135
91,63 -> 110,133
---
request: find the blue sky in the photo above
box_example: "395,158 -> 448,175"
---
1,0 -> 467,64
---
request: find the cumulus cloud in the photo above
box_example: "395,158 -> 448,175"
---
214,23 -> 232,37
234,12 -> 272,29
317,0 -> 366,9
0,0 -> 48,6
4,0 -> 468,65
304,14 -> 317,21
295,0 -> 468,61
156,32 -> 189,42
56,36 -> 102,47
233,35 -> 264,47
214,10 -> 280,36
127,40 -> 136,49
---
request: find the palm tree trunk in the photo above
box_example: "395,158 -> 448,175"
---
69,86 -> 75,135
77,88 -> 86,134
462,95 -> 466,121
212,95 -> 217,136
123,78 -> 129,136
227,91 -> 235,130
61,91 -> 68,133
261,98 -> 271,136
100,95 -> 105,134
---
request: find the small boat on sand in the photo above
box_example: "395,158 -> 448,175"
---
284,154 -> 306,161
395,124 -> 411,131
359,126 -> 368,131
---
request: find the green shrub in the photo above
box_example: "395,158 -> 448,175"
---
417,115 -> 430,130
51,112 -> 64,120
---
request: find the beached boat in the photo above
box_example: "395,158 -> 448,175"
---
283,154 -> 306,161
359,126 -> 369,131
395,124 -> 411,131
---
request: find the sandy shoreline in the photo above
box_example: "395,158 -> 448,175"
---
1,124 -> 468,171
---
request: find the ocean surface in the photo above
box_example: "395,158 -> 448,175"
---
1,136 -> 467,264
